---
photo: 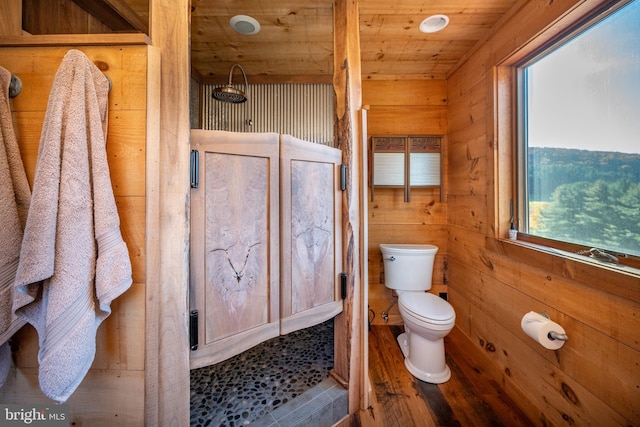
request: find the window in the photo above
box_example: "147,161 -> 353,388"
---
517,0 -> 640,258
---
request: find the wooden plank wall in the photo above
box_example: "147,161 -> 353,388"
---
22,0 -> 112,34
364,80 -> 448,325
446,0 -> 640,425
0,45 -> 150,426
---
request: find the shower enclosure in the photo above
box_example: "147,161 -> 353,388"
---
189,130 -> 343,368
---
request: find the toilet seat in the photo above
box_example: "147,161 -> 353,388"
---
399,292 -> 455,325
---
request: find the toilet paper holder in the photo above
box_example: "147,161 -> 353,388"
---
539,312 -> 569,341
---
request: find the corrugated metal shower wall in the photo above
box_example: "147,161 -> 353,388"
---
202,84 -> 335,146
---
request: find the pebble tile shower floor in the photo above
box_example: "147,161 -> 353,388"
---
190,320 -> 334,427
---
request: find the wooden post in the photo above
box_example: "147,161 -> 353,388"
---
147,0 -> 191,425
333,0 -> 364,415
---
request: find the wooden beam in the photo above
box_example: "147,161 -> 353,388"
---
71,0 -> 149,33
333,0 -> 364,416
199,74 -> 334,85
0,33 -> 150,46
146,0 -> 191,425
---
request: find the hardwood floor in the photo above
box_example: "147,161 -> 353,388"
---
354,325 -> 534,427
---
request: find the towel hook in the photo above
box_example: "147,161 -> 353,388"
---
7,74 -> 109,98
9,74 -> 22,98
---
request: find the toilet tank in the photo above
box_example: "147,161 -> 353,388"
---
380,244 -> 438,291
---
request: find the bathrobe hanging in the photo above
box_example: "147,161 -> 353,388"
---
13,49 -> 132,403
0,66 -> 31,388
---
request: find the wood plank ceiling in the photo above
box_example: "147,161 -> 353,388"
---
125,0 -> 522,83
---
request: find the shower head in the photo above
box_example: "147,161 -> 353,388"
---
212,64 -> 248,103
212,86 -> 247,103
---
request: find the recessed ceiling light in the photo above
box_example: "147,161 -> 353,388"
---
230,15 -> 261,35
419,14 -> 449,33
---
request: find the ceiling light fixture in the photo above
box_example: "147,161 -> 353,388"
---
419,14 -> 449,33
230,15 -> 261,35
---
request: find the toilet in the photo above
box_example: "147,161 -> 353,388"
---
380,243 -> 456,383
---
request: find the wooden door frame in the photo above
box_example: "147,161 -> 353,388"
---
146,0 -> 191,424
147,0 -> 364,423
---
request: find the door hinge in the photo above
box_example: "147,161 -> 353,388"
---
189,310 -> 198,351
340,164 -> 347,191
340,272 -> 347,299
190,149 -> 199,188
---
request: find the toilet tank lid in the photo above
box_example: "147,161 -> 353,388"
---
400,292 -> 455,322
379,243 -> 438,254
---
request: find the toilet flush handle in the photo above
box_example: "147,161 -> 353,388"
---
384,256 -> 396,261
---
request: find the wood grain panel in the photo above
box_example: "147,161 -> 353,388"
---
188,0 -> 523,81
359,14 -> 502,41
190,0 -> 334,79
368,224 -> 448,246
191,0 -> 333,16
148,2 -> 191,423
2,46 -> 149,112
104,110 -> 146,196
290,159 -> 335,311
115,196 -> 145,283
356,325 -> 534,427
358,0 -> 518,15
480,243 -> 640,352
447,143 -> 488,197
367,106 -> 447,135
447,194 -> 488,233
1,366 -> 144,422
205,152 -> 270,338
447,0 -> 640,425
449,282 -> 633,426
279,135 -> 343,335
22,0 -> 112,34
449,255 -> 640,421
0,44 -> 149,425
447,88 -> 488,134
192,15 -> 332,42
364,79 -> 450,331
357,0 -> 519,79
363,80 -> 447,106
94,282 -> 145,370
445,326 -> 538,427
332,0 -> 363,413
10,112 -> 42,188
366,325 -> 437,427
11,109 -> 145,197
189,130 -> 280,369
369,188 -> 446,224
447,59 -> 489,109
0,0 -> 21,35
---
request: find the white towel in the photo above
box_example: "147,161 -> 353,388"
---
13,50 -> 132,403
0,66 -> 31,387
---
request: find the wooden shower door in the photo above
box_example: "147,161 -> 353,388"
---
280,134 -> 343,334
189,130 -> 280,369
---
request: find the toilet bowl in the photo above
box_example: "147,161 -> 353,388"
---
380,244 -> 456,384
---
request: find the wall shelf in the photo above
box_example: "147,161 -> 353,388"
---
370,135 -> 443,202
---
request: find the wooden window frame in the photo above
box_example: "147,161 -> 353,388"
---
491,1 -> 640,303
